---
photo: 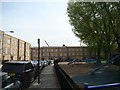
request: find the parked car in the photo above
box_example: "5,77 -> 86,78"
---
30,60 -> 42,79
2,61 -> 34,88
51,60 -> 54,64
41,60 -> 47,67
0,72 -> 21,90
0,62 -> 2,71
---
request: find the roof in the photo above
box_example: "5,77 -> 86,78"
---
31,46 -> 88,49
5,60 -> 31,64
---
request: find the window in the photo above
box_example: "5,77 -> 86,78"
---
84,52 -> 88,56
51,53 -> 53,56
64,49 -> 67,52
12,39 -> 14,46
60,53 -> 62,56
43,53 -> 45,57
55,49 -> 58,52
72,48 -> 74,51
46,53 -> 49,56
4,39 -> 6,44
7,39 -> 10,45
84,48 -> 88,51
59,49 -> 62,52
3,48 -> 6,53
80,53 -> 83,55
64,53 -> 67,56
77,53 -> 79,55
80,48 -> 82,52
0,34 -> 1,38
33,50 -> 36,52
68,49 -> 71,51
72,52 -> 74,56
33,54 -> 37,58
11,48 -> 14,55
54,53 -> 58,56
0,48 -> 2,54
68,52 -> 71,56
26,45 -> 29,50
76,48 -> 79,51
0,43 -> 2,48
42,49 -> 45,52
47,49 -> 49,52
51,49 -> 53,52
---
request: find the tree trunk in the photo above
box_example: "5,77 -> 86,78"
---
115,35 -> 120,53
118,43 -> 120,53
96,45 -> 101,66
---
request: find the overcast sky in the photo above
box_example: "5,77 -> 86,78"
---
1,0 -> 84,47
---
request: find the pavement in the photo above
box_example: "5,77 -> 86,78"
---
25,64 -> 60,89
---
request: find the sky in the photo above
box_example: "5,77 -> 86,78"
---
1,0 -> 85,47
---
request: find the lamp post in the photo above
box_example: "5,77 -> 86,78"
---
38,38 -> 40,84
3,31 -> 14,33
0,30 -> 14,61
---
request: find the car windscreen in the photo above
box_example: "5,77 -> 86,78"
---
2,76 -> 14,88
2,63 -> 24,73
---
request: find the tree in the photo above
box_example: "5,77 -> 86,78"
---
67,1 -> 120,60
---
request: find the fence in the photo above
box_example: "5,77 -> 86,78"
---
54,60 -> 120,90
85,83 -> 120,90
54,61 -> 82,90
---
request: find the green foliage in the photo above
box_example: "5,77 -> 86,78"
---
67,1 -> 120,59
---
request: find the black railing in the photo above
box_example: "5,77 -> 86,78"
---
54,61 -> 81,90
54,56 -> 120,90
85,83 -> 120,90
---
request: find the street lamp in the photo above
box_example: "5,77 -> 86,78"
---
0,30 -> 14,61
1,30 -> 14,33
3,31 -> 14,33
37,38 -> 40,84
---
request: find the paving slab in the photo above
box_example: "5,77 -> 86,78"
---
26,64 -> 60,89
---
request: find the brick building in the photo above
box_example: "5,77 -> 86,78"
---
31,46 -> 91,60
0,31 -> 3,61
0,30 -> 31,61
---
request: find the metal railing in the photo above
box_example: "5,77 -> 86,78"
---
85,83 -> 120,90
54,59 -> 120,90
54,61 -> 81,90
